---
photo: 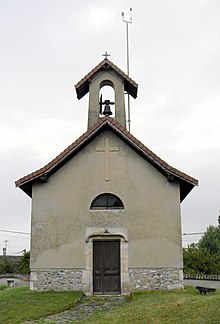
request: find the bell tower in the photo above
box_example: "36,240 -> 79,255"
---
75,56 -> 138,130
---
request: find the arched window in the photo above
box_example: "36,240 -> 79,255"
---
99,80 -> 115,117
90,193 -> 124,210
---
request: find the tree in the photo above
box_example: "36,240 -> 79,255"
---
0,257 -> 20,274
183,243 -> 220,275
183,218 -> 220,275
198,225 -> 220,255
19,251 -> 30,274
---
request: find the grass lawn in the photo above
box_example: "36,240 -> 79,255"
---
0,286 -> 219,323
0,286 -> 82,323
80,287 -> 220,324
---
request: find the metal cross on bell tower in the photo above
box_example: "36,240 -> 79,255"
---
102,51 -> 111,60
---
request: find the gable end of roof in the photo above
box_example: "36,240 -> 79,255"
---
75,59 -> 138,100
15,116 -> 198,201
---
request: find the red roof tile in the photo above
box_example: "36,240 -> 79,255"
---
75,59 -> 138,99
15,116 -> 198,201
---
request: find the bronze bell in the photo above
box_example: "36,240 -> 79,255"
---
102,100 -> 113,116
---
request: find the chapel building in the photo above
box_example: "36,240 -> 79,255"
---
16,58 -> 198,295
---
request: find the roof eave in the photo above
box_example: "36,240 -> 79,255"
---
15,121 -> 108,195
108,122 -> 198,186
16,118 -> 198,201
75,59 -> 138,100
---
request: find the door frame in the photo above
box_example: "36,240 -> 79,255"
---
84,229 -> 130,296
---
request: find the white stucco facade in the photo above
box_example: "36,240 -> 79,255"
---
30,129 -> 183,294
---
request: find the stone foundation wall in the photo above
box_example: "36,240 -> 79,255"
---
129,268 -> 183,290
30,269 -> 86,291
30,267 -> 183,292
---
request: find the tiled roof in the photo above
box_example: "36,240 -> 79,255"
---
75,59 -> 138,99
15,116 -> 198,201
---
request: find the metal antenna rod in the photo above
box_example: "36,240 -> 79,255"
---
121,8 -> 132,132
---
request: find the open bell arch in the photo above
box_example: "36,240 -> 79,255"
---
99,80 -> 115,117
75,59 -> 138,130
87,68 -> 126,128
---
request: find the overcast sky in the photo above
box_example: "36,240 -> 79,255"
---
0,0 -> 220,254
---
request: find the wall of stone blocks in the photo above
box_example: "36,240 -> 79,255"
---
129,268 -> 183,290
30,269 -> 85,291
30,267 -> 183,292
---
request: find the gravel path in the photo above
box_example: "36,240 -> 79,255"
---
26,296 -> 127,323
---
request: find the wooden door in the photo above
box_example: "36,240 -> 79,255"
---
93,240 -> 120,295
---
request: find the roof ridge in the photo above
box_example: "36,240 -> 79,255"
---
74,59 -> 138,100
75,58 -> 138,88
15,117 -> 198,199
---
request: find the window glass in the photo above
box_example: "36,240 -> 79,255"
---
107,195 -> 121,208
93,195 -> 108,207
91,193 -> 124,210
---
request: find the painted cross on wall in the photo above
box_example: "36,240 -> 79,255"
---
95,137 -> 119,181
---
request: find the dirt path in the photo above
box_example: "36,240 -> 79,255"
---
27,296 -> 127,323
